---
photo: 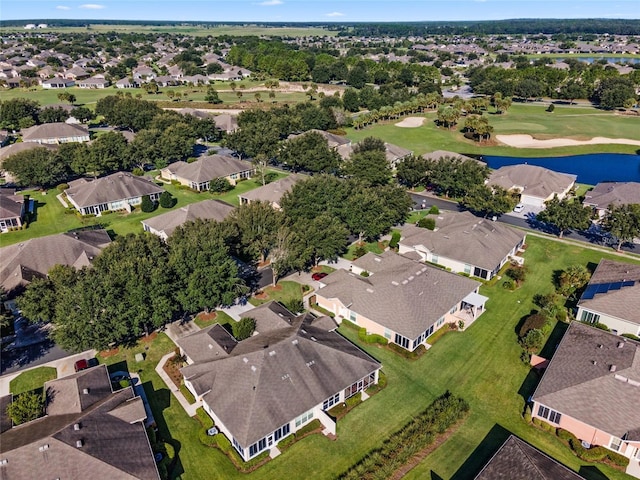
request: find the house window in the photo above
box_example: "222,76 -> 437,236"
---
437,317 -> 445,327
394,333 -> 410,350
294,409 -> 313,428
580,310 -> 600,324
610,437 -> 623,452
384,328 -> 392,339
344,373 -> 375,399
431,254 -> 439,264
464,264 -> 471,274
537,405 -> 562,424
323,393 -> 340,410
349,311 -> 357,322
232,437 -> 243,456
273,423 -> 291,441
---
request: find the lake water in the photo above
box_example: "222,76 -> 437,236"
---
554,57 -> 640,65
483,153 -> 640,185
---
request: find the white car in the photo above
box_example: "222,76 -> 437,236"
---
513,204 -> 525,213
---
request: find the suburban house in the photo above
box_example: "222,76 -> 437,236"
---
531,322 -> 640,477
141,199 -> 234,241
474,435 -> 585,479
66,172 -> 164,216
0,190 -> 26,233
63,66 -> 89,80
0,365 -> 160,480
576,259 -> 640,336
0,229 -> 111,295
583,182 -> 640,218
77,76 -> 110,89
238,174 -> 303,210
422,150 -> 485,164
212,113 -> 239,134
160,155 -> 254,191
21,123 -> 90,144
132,66 -> 156,81
287,129 -> 351,150
314,251 -> 488,351
487,164 -> 576,208
0,143 -> 58,183
398,210 -> 527,280
337,141 -> 413,168
41,77 -> 75,89
115,77 -> 140,89
177,301 -> 381,461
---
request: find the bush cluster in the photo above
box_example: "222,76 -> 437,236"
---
554,428 -> 629,468
337,391 -> 469,480
358,328 -> 388,345
417,217 -> 436,230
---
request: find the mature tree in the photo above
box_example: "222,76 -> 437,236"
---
557,264 -> 591,297
346,65 -> 368,89
159,191 -> 175,208
269,226 -> 306,285
17,265 -> 76,324
601,203 -> 640,251
342,150 -> 391,187
292,214 -> 349,267
461,185 -> 517,217
39,106 -> 69,124
278,132 -> 340,174
515,78 -> 544,101
169,220 -> 245,313
558,81 -> 587,105
537,195 -> 591,238
204,86 -> 222,104
396,155 -> 430,188
436,105 -> 461,129
128,128 -> 162,169
6,392 -> 44,425
3,148 -> 68,187
593,77 -> 636,109
70,106 -> 95,123
233,317 -> 256,341
231,201 -> 282,263
352,136 -> 386,154
155,123 -> 195,166
96,96 -> 161,131
428,157 -> 489,198
57,92 -> 76,104
281,175 -> 352,224
342,88 -> 360,112
87,131 -> 130,175
224,120 -> 280,159
0,98 -> 40,130
463,115 -> 493,142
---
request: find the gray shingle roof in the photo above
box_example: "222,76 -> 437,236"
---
237,174 -> 304,206
0,229 -> 111,293
164,155 -> 253,183
336,142 -> 412,163
0,142 -> 58,162
66,172 -> 164,209
421,150 -> 483,164
180,304 -> 380,447
21,122 -> 89,142
318,251 -> 481,339
474,435 -> 585,480
142,199 -> 234,238
488,164 -> 576,200
584,182 -> 640,210
0,192 -> 23,220
288,129 -> 351,148
578,259 -> 640,325
0,365 -> 159,480
532,322 -> 640,439
399,211 -> 526,272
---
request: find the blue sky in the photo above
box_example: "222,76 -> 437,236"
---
2,0 -> 638,22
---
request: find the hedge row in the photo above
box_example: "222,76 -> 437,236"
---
556,428 -> 629,467
337,391 -> 469,480
358,328 -> 389,345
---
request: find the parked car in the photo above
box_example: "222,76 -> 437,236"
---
312,272 -> 328,281
74,359 -> 89,372
513,204 -> 525,213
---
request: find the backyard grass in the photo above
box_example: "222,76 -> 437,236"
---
89,235 -> 639,480
8,366 -> 57,395
248,281 -> 305,307
346,102 -> 640,157
193,310 -> 235,329
344,240 -> 387,260
0,171 -> 287,248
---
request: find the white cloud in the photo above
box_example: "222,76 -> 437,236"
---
79,4 -> 106,9
325,11 -> 345,17
56,5 -> 71,10
257,0 -> 283,5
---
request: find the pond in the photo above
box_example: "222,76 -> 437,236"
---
483,153 -> 640,185
553,57 -> 640,65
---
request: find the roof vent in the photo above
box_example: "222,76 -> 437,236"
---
401,280 -> 408,285
591,360 -> 597,365
0,459 -> 8,466
243,357 -> 248,363
292,339 -> 299,345
250,365 -> 256,372
310,336 -> 317,342
391,281 -> 399,286
38,444 -> 49,452
366,288 -> 374,293
208,344 -> 213,349
82,388 -> 89,395
597,344 -> 603,349
76,440 -> 83,448
73,423 -> 81,431
618,342 -> 624,348
374,258 -> 381,262
306,360 -> 315,367
269,351 -> 276,356
610,365 -> 617,372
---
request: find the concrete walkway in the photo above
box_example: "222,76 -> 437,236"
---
155,352 -> 201,417
218,302 -> 254,321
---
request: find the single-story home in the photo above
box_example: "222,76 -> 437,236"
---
141,199 -> 234,241
21,123 -> 90,144
41,77 -> 75,89
63,66 -> 89,80
487,164 -> 576,208
177,301 -> 381,461
213,114 -> 239,134
115,77 -> 140,89
132,66 -> 156,81
77,76 -> 110,89
160,155 -> 254,191
398,210 -> 526,280
337,141 -> 413,169
531,322 -> 640,477
238,174 -> 303,210
576,259 -> 640,336
314,251 -> 488,352
66,172 -> 164,216
474,435 -> 585,479
0,229 -> 111,295
0,364 -> 160,479
0,190 -> 26,233
287,129 -> 351,150
583,182 -> 640,218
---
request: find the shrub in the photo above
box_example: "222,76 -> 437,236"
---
557,428 -> 577,442
547,104 -> 555,112
263,172 -> 278,184
7,391 -> 44,425
417,217 -> 436,230
57,183 -> 69,191
389,230 -> 401,249
284,298 -> 304,314
233,317 -> 256,341
622,333 -> 640,341
519,312 -> 547,337
341,319 -> 359,331
159,191 -> 175,208
360,271 -> 370,277
502,278 -> 516,290
580,446 -> 608,461
353,245 -> 367,259
506,266 -> 527,284
606,450 -> 630,467
428,205 -> 440,215
209,177 -> 233,193
132,167 -> 144,176
358,328 -> 388,345
523,405 -> 532,423
140,195 -> 156,213
520,328 -> 544,353
592,322 -> 611,332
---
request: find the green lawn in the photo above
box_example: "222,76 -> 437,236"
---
90,235 -> 639,480
9,367 -> 57,395
344,240 -> 387,260
0,171 -> 287,248
347,102 -> 640,157
193,310 -> 235,330
248,281 -> 305,307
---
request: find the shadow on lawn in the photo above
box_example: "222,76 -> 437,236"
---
539,321 -> 569,360
450,424 -> 512,480
579,464 -> 614,480
142,382 -> 185,479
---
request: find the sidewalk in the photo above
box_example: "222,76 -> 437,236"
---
218,302 -> 254,321
155,352 -> 201,417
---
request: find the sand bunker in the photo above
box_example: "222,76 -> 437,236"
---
395,117 -> 426,128
496,134 -> 640,149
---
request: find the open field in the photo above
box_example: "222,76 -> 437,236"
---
0,171 -> 287,248
0,25 -> 337,37
92,235 -> 638,480
347,103 -> 640,157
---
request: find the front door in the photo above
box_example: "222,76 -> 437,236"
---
267,435 -> 273,448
